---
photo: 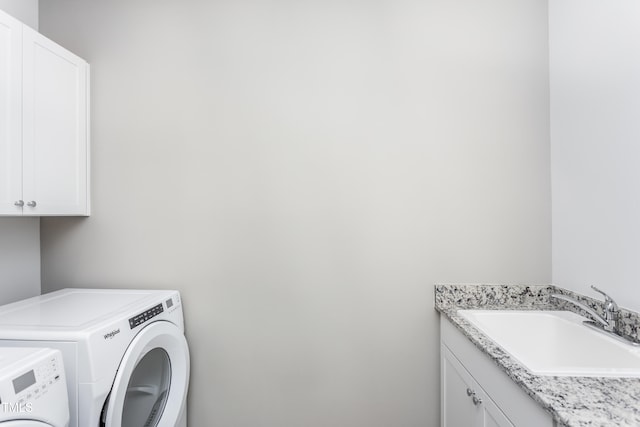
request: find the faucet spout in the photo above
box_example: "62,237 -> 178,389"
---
551,293 -> 611,330
551,287 -> 636,345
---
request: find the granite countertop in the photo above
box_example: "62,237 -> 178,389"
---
435,284 -> 640,427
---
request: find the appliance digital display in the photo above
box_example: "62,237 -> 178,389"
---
13,370 -> 36,394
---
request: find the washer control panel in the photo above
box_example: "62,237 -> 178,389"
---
128,303 -> 164,329
12,353 -> 62,401
0,348 -> 69,425
0,348 -> 67,414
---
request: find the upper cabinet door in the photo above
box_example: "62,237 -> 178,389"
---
0,12 -> 23,215
21,26 -> 89,216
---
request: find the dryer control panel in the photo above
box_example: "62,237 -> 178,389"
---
128,303 -> 164,329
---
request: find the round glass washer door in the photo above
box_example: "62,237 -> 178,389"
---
102,321 -> 189,427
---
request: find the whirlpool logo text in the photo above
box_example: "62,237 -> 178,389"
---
103,329 -> 121,340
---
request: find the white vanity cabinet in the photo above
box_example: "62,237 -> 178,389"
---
0,9 -> 89,216
441,316 -> 555,427
442,345 -> 513,427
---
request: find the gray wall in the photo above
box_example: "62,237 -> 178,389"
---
550,0 -> 640,311
0,0 -> 37,29
39,0 -> 551,426
0,0 -> 40,306
0,219 -> 40,305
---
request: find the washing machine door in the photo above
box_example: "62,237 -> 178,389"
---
102,321 -> 189,427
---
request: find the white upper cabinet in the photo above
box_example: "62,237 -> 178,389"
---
0,11 -> 23,215
0,9 -> 90,216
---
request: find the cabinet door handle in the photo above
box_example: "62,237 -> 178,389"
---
27,201 -> 37,207
466,388 -> 474,396
472,395 -> 483,406
14,200 -> 24,207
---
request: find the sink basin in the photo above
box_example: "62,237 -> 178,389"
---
458,310 -> 640,377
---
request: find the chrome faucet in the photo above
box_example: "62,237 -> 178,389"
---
592,285 -> 620,332
551,285 -> 619,333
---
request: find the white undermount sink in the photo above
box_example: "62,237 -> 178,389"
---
458,310 -> 640,377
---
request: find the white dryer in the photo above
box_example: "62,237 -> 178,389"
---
0,289 -> 190,427
0,347 -> 69,427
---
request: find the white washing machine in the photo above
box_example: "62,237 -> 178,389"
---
0,347 -> 69,427
0,289 -> 190,427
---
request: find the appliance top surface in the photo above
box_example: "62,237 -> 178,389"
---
0,288 -> 179,331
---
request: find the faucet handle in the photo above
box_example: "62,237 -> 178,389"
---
591,285 -> 619,311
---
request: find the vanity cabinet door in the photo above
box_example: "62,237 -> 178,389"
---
0,11 -> 23,215
442,345 -> 479,426
442,345 -> 514,427
482,392 -> 514,427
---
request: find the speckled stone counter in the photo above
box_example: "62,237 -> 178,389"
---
435,283 -> 640,427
